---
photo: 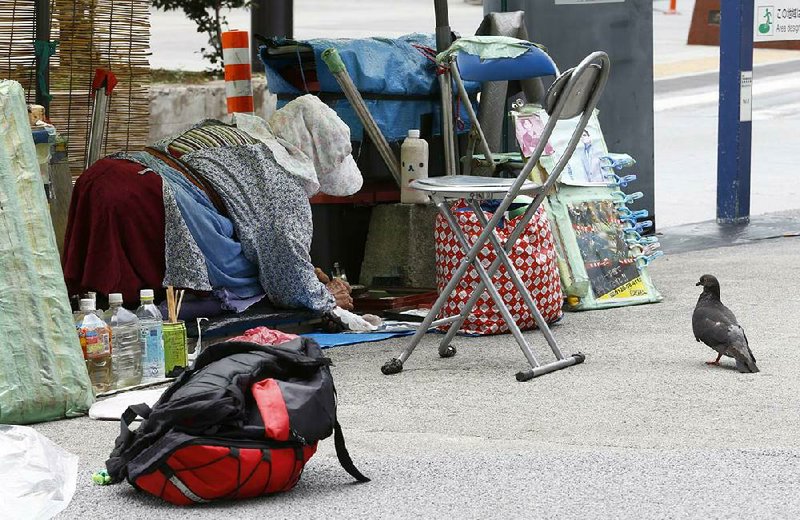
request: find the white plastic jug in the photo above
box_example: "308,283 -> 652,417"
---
400,129 -> 429,204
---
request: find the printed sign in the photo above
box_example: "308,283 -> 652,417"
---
566,200 -> 648,302
754,1 -> 800,41
543,110 -> 610,187
740,71 -> 753,122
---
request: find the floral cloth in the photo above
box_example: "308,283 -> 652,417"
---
183,144 -> 337,313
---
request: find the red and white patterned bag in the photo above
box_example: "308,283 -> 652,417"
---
435,201 -> 563,335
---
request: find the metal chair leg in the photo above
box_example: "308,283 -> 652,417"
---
382,197 -> 499,374
463,201 -> 587,379
468,200 -> 565,360
439,201 -> 542,370
436,196 -> 545,354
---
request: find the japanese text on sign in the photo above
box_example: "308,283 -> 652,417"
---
755,1 -> 800,41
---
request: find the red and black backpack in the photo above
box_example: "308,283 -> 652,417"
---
105,337 -> 369,505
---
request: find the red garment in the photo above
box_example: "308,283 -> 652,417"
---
62,158 -> 166,303
227,326 -> 298,346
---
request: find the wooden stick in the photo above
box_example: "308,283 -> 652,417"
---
166,285 -> 175,323
175,290 -> 185,323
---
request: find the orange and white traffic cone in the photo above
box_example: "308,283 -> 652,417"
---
221,30 -> 254,114
664,0 -> 679,15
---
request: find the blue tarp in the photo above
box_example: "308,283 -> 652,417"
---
260,34 -> 477,142
303,330 -> 414,348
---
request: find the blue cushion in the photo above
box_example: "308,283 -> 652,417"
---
456,46 -> 558,82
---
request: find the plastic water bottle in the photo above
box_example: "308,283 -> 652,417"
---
332,261 -> 348,283
400,129 -> 429,204
104,293 -> 143,389
136,289 -> 165,380
75,298 -> 113,393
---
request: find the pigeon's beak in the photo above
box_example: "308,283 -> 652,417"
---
695,281 -> 703,286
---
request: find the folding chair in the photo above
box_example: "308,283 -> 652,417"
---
381,42 -> 611,381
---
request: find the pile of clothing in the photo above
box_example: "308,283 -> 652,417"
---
63,95 -> 365,321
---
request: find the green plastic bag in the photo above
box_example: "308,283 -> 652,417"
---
514,105 -> 662,310
0,80 -> 93,424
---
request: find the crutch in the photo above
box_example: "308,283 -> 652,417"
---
321,48 -> 402,186
85,69 -> 118,170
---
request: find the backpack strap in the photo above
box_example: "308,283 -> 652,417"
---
329,382 -> 369,483
106,403 -> 153,483
333,420 -> 370,483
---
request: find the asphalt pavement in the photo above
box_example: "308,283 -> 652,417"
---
36,230 -> 800,519
28,3 -> 800,518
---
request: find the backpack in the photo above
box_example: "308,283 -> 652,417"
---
105,337 -> 369,504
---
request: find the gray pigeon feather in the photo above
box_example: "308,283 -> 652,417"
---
692,274 -> 759,373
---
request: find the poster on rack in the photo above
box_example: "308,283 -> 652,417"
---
522,107 -> 609,187
513,112 -> 555,158
566,199 -> 649,301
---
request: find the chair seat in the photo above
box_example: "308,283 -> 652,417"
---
411,175 -> 542,198
471,152 -> 526,168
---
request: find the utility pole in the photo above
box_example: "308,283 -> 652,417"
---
716,0 -> 754,224
250,0 -> 293,72
34,0 -> 51,112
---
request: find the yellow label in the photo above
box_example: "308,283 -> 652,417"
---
597,277 -> 649,301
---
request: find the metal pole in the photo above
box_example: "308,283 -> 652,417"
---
85,70 -> 117,170
716,0 -> 753,224
34,0 -> 50,112
321,48 -> 402,186
434,0 -> 458,175
251,0 -> 293,73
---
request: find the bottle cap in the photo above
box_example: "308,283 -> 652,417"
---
108,293 -> 123,305
79,298 -> 95,311
408,129 -> 420,139
140,289 -> 154,299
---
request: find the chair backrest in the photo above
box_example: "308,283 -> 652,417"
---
455,45 -> 559,82
533,51 -> 610,192
543,52 -> 610,120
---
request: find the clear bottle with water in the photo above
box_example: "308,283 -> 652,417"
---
332,262 -> 348,283
75,298 -> 113,393
104,293 -> 144,389
136,289 -> 165,380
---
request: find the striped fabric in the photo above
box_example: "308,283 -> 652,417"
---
167,121 -> 259,158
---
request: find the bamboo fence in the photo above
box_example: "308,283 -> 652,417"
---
1,0 -> 151,176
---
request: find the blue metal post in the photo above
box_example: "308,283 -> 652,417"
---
717,0 -> 754,224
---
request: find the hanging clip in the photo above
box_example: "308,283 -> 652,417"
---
636,250 -> 664,268
611,191 -> 644,205
623,220 -> 653,234
600,153 -> 636,170
625,231 -> 659,245
604,172 -> 638,188
618,207 -> 649,223
642,242 -> 661,255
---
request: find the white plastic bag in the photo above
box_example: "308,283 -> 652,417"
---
0,425 -> 78,520
89,388 -> 165,421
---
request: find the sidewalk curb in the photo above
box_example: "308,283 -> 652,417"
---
659,210 -> 800,254
655,58 -> 800,94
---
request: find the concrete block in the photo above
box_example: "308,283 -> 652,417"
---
360,203 -> 439,288
148,78 -> 277,142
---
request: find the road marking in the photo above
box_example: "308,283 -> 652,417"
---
655,75 -> 800,112
752,101 -> 800,120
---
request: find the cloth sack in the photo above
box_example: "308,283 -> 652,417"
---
435,201 -> 563,335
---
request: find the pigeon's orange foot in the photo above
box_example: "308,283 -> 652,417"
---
705,360 -> 720,366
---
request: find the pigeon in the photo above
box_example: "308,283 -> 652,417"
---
692,274 -> 759,373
